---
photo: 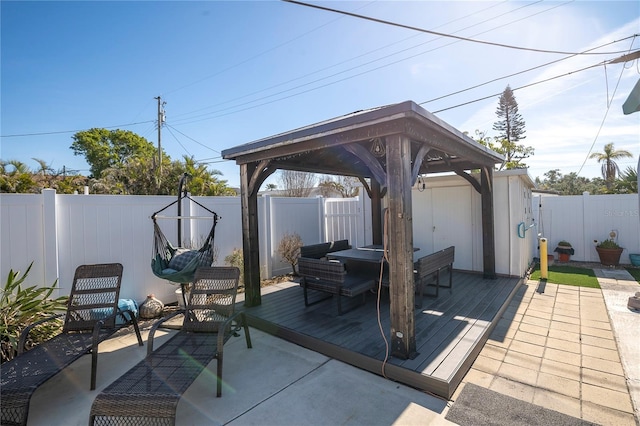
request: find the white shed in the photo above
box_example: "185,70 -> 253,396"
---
412,169 -> 536,277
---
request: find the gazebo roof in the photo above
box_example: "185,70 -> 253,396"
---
222,100 -> 503,178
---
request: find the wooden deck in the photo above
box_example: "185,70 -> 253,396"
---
240,271 -> 522,399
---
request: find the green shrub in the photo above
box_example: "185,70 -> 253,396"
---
224,248 -> 244,286
1,262 -> 68,363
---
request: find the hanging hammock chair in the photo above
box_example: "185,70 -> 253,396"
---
150,177 -> 219,285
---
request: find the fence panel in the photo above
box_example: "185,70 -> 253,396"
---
268,197 -> 322,276
0,194 -> 46,288
536,193 -> 640,263
324,198 -> 365,248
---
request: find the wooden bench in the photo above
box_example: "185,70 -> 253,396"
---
414,246 -> 455,306
298,257 -> 374,315
299,239 -> 351,259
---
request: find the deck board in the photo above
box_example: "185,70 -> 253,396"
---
240,271 -> 521,398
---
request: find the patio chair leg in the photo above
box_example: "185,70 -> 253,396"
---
241,313 -> 252,349
217,353 -> 223,397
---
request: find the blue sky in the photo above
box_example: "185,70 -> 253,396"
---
2,1 -> 639,189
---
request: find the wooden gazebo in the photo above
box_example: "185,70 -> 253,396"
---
222,100 -> 504,359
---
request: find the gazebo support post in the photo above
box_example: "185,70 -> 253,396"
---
240,163 -> 261,307
386,135 -> 417,360
371,179 -> 383,245
240,160 -> 276,307
481,166 -> 497,279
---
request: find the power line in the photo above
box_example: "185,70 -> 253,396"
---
170,5 -> 635,126
163,1 -> 379,97
164,124 -> 220,154
422,39 -> 639,106
0,120 -> 155,138
576,51 -> 631,176
170,0 -> 513,120
431,60 -> 606,113
170,0 -> 571,124
164,124 -> 191,157
283,0 -> 634,56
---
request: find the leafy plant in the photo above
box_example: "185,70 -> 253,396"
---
277,232 -> 303,275
1,262 -> 68,363
224,248 -> 244,286
596,239 -> 621,249
557,240 -> 572,247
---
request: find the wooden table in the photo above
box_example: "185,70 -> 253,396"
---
326,248 -> 386,263
327,246 -> 420,264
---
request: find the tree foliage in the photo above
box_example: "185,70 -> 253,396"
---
588,142 -> 633,191
89,155 -> 235,196
278,170 -> 317,197
613,166 -> 638,194
0,159 -> 88,194
3,128 -> 236,196
534,169 -> 624,195
71,128 -> 157,178
318,175 -> 360,198
491,86 -> 534,170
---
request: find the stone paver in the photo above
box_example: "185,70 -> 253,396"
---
460,275 -> 639,425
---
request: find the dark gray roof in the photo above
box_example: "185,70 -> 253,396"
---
222,100 -> 503,178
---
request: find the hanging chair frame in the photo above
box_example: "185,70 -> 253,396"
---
150,174 -> 220,307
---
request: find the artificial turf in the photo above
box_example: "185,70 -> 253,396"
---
530,264 -> 600,288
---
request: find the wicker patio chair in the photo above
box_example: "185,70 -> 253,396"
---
89,266 -> 252,426
0,263 -> 143,426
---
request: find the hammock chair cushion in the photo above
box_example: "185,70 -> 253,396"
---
168,248 -> 202,271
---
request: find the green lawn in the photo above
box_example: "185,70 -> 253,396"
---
530,264 -> 600,288
625,267 -> 640,284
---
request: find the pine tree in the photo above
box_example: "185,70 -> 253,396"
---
492,85 -> 533,170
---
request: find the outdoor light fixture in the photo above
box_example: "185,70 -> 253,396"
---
370,138 -> 385,157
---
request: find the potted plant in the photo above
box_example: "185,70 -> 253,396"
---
595,238 -> 624,266
554,241 -> 574,262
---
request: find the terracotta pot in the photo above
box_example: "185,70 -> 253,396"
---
558,252 -> 571,262
595,246 -> 623,267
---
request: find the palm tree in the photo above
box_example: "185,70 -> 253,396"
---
589,143 -> 633,190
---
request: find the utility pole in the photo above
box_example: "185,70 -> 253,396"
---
154,96 -> 166,185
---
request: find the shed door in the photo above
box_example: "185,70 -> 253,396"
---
431,187 -> 473,270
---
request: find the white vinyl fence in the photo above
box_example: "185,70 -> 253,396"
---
532,193 -> 640,263
0,190 -> 369,304
1,188 -> 638,306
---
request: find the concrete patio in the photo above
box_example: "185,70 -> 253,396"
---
17,268 -> 640,425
